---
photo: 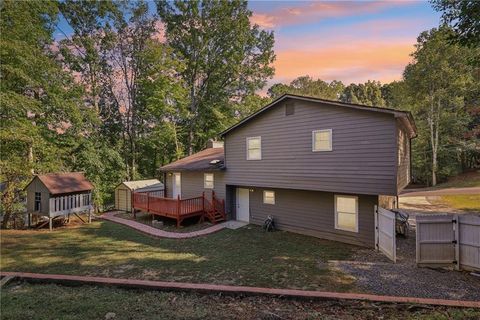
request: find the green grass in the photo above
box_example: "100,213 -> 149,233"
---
439,195 -> 480,212
2,282 -> 479,320
0,221 -> 355,291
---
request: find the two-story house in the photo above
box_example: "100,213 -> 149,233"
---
155,94 -> 416,247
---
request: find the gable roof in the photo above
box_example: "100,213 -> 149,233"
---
120,179 -> 162,191
29,172 -> 94,195
220,94 -> 417,138
135,182 -> 165,193
159,148 -> 225,172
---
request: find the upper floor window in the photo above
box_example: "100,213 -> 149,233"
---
247,136 -> 262,160
263,190 -> 275,204
204,173 -> 214,189
312,129 -> 332,152
335,195 -> 358,233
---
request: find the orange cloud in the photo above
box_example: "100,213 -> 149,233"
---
274,40 -> 414,84
251,1 -> 411,28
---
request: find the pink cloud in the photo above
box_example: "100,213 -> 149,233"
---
251,1 -> 412,28
273,39 -> 414,84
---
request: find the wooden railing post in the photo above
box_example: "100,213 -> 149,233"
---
177,195 -> 181,218
202,192 -> 205,212
147,192 -> 150,212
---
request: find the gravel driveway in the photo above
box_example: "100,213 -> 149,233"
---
333,225 -> 480,301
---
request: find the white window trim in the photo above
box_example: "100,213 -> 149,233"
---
204,173 -> 214,189
334,194 -> 359,233
263,190 -> 275,205
312,129 -> 333,152
246,136 -> 262,160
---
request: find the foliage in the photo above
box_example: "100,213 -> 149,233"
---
432,0 -> 480,48
268,76 -> 344,100
157,0 -> 276,154
341,80 -> 386,107
0,0 -> 85,227
401,27 -> 478,185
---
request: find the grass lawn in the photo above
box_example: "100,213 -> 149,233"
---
438,194 -> 480,212
2,282 -> 479,320
115,211 -> 213,233
0,221 -> 355,291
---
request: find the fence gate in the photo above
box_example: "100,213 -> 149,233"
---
416,214 -> 480,271
374,206 -> 396,262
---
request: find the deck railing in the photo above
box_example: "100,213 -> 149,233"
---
133,190 -> 225,225
49,193 -> 93,217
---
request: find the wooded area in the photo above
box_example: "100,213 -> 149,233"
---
1,0 -> 479,226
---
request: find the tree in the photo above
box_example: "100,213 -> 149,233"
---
432,0 -> 480,48
0,0 -> 85,227
403,27 -> 476,186
267,76 -> 344,100
157,0 -> 275,154
341,80 -> 386,107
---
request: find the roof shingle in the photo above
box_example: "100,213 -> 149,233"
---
159,148 -> 225,172
35,172 -> 94,195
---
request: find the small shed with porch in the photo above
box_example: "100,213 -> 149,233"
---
114,179 -> 164,212
25,172 -> 94,230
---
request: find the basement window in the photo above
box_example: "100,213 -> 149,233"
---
263,190 -> 275,205
335,195 -> 358,233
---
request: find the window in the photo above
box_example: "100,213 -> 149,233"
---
312,129 -> 332,151
247,136 -> 262,160
263,190 -> 275,205
34,192 -> 41,211
335,195 -> 358,232
204,173 -> 214,189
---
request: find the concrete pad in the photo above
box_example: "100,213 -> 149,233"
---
221,220 -> 248,230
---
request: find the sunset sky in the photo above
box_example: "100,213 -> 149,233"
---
248,0 -> 442,87
56,1 -> 442,88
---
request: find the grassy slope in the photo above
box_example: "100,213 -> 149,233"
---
0,221 -> 354,291
2,282 -> 479,320
436,170 -> 480,188
439,195 -> 480,211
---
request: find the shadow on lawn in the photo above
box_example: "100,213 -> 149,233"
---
1,221 -> 357,291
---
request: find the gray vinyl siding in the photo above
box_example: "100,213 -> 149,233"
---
396,120 -> 411,192
224,99 -> 398,196
26,177 -> 50,215
240,187 -> 377,247
164,171 -> 226,201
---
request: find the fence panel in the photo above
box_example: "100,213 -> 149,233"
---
458,215 -> 480,271
416,214 -> 480,271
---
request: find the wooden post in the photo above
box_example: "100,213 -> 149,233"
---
49,217 -> 53,231
147,192 -> 150,212
374,205 -> 378,251
88,209 -> 92,224
454,214 -> 460,270
176,195 -> 181,228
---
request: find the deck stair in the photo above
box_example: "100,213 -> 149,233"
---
205,191 -> 226,224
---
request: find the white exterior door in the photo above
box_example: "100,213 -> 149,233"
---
172,173 -> 181,199
236,188 -> 250,222
375,206 -> 396,262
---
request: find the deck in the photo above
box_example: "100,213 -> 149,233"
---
133,191 -> 225,227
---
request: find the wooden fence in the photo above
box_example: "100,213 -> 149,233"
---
416,214 -> 480,271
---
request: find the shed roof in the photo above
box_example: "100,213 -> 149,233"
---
119,179 -> 162,191
30,172 -> 94,195
135,182 -> 164,193
159,148 -> 225,172
220,94 -> 417,138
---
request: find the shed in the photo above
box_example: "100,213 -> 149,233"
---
25,172 -> 94,230
115,179 -> 164,212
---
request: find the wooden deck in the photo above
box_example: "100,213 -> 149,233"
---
133,191 -> 225,227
